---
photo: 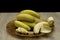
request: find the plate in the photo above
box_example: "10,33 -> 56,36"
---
6,20 -> 54,37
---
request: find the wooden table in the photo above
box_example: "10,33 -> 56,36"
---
0,12 -> 60,40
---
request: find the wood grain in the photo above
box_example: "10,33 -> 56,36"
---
0,12 -> 60,40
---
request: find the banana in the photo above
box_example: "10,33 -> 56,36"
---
40,22 -> 51,33
14,20 -> 31,30
34,22 -> 42,33
47,17 -> 54,26
27,31 -> 34,35
40,27 -> 51,33
19,10 -> 40,18
35,18 -> 47,24
34,22 -> 51,33
21,21 -> 36,27
16,14 -> 35,22
16,27 -> 28,33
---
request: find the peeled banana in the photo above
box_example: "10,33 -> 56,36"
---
14,20 -> 31,30
34,22 -> 51,33
33,22 -> 42,33
47,17 -> 54,26
19,10 -> 40,18
16,27 -> 28,33
16,14 -> 35,22
40,26 -> 51,33
21,21 -> 36,27
40,22 -> 51,33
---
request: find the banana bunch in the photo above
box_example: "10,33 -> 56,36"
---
14,10 -> 54,34
19,10 -> 40,18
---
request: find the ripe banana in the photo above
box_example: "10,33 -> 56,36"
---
16,14 -> 35,23
16,27 -> 28,33
14,20 -> 31,30
19,10 -> 40,18
35,18 -> 47,24
21,21 -> 36,27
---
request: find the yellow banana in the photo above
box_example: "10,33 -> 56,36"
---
19,10 -> 40,18
16,14 -> 35,22
14,20 -> 31,30
35,18 -> 47,24
21,21 -> 36,27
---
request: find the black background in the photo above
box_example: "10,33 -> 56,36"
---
0,0 -> 60,12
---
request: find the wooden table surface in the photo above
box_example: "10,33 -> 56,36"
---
0,12 -> 60,40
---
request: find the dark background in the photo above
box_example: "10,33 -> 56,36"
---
0,0 -> 60,12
